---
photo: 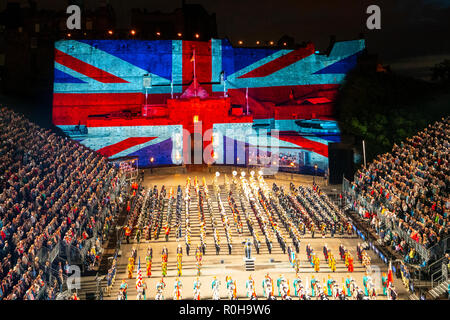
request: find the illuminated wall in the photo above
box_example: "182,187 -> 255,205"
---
53,38 -> 365,170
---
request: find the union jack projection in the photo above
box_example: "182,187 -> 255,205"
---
52,38 -> 365,172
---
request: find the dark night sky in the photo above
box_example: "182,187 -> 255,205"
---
4,0 -> 450,78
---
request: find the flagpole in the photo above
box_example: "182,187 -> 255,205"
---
193,48 -> 197,97
171,63 -> 174,99
246,87 -> 249,115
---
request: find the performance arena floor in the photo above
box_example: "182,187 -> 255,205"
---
98,171 -> 409,300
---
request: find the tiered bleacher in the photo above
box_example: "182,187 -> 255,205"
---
345,117 -> 449,265
0,107 -> 124,300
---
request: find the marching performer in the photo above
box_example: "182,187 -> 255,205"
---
211,276 -> 221,300
262,273 -> 275,300
329,253 -> 336,272
176,244 -> 183,276
276,274 -> 286,297
124,225 -> 131,244
137,280 -> 147,300
193,277 -> 201,300
326,275 -> 334,297
339,244 -> 345,260
155,278 -> 166,300
299,286 -> 310,300
145,248 -> 152,277
332,280 -> 340,299
313,255 -> 320,272
173,277 -> 183,300
280,278 -> 291,300
345,276 -> 352,297
323,244 -> 329,261
294,258 -> 300,274
350,278 -> 358,298
293,275 -> 302,298
317,284 -> 328,300
357,243 -> 363,262
127,257 -> 134,279
344,250 -> 349,267
388,284 -> 398,300
119,280 -> 128,300
306,244 -> 312,262
338,288 -> 347,300
288,245 -> 295,267
246,275 -> 257,300
362,251 -> 372,273
161,246 -> 168,277
226,276 -> 237,300
195,244 -> 203,276
363,273 -> 370,296
381,272 -> 388,296
347,253 -> 354,272
368,278 -> 377,300
310,275 -> 317,297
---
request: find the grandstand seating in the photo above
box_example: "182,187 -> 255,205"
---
0,107 -> 123,300
346,117 -> 449,264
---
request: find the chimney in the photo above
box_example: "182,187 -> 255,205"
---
325,35 -> 336,56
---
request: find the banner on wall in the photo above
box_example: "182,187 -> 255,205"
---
52,38 -> 365,167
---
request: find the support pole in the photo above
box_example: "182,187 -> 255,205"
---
362,140 -> 366,168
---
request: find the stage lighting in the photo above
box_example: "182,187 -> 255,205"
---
250,171 -> 255,176
269,41 -> 274,45
256,41 -> 260,45
283,42 -> 287,46
130,29 -> 136,36
238,40 -> 243,45
215,172 -> 220,177
232,171 -> 237,176
177,33 -> 182,37
195,33 -> 200,39
241,172 -> 246,177
108,30 -> 113,35
156,32 -> 161,36
67,33 -> 71,37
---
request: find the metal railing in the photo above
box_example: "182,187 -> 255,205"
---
48,242 -> 60,263
431,262 -> 449,288
36,283 -> 47,300
36,241 -> 61,265
342,177 -> 448,263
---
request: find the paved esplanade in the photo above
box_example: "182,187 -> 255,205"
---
105,171 -> 408,300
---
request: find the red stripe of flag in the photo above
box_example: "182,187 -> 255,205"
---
238,44 -> 315,79
55,49 -> 129,83
96,137 -> 156,157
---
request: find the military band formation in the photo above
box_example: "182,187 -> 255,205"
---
117,172 -> 397,300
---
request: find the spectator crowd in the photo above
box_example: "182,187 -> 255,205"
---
0,107 -> 123,299
347,117 -> 449,264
